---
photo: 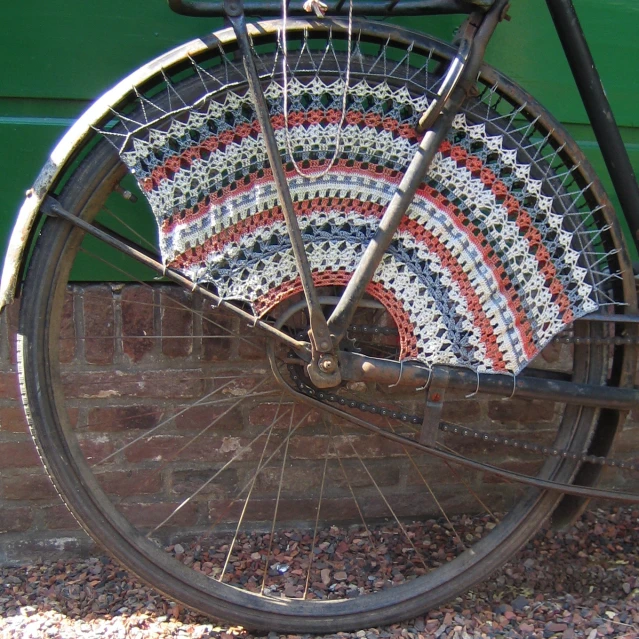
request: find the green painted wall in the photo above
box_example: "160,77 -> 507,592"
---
2,0 -> 639,261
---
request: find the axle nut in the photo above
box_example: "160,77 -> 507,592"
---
318,355 -> 337,373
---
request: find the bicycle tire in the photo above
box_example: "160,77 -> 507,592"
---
17,19 -> 636,632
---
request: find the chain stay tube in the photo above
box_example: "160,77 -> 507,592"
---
224,0 -> 341,388
337,350 -> 639,410
272,358 -> 639,503
326,0 -> 510,345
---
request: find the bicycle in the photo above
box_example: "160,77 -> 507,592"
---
2,0 -> 639,631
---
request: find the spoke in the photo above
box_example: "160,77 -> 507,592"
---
77,247 -> 265,354
94,377 -> 252,465
82,391 -> 276,431
439,443 -> 498,523
333,443 -> 371,538
169,378 -> 269,458
208,408 -> 313,533
148,403 -> 294,535
302,438 -> 331,600
102,205 -> 159,253
219,396 -> 284,583
339,425 -> 430,572
386,418 -> 466,549
61,335 -> 247,341
260,409 -> 294,596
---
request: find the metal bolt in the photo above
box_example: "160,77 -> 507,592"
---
318,355 -> 337,373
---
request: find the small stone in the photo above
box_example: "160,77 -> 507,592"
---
321,568 -> 331,585
512,595 -> 530,611
334,571 -> 348,581
174,544 -> 185,555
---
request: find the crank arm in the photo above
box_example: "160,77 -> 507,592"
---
41,196 -> 309,354
224,0 -> 340,388
338,350 -> 639,411
327,0 -> 510,344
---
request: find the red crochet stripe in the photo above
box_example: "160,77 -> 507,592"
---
170,197 -> 512,370
159,159 -> 402,235
140,109 -> 415,194
440,141 -> 573,339
253,269 -> 418,360
165,146 -> 572,361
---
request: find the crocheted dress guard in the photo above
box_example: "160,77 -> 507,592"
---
113,73 -> 610,376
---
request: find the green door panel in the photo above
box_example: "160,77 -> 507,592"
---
1,1 -> 639,266
4,1 -> 639,125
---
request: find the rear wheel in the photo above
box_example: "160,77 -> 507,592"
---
17,21 -> 636,632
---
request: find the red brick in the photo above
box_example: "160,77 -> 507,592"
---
288,434 -> 405,460
83,285 -> 115,364
1,472 -> 57,500
174,404 -> 243,432
0,373 -> 20,401
121,286 -> 155,362
0,441 -> 40,468
78,436 -> 116,463
119,501 -> 199,528
43,504 -> 81,530
87,405 -> 164,432
0,406 -> 28,433
0,507 -> 33,533
97,470 -> 162,497
332,459 -> 401,490
488,399 -> 557,424
171,468 -> 238,498
124,434 -> 259,464
208,496 -> 361,524
201,307 -> 234,362
405,456 -> 468,486
237,318 -> 267,361
161,289 -> 193,358
442,399 -> 484,424
248,402 -> 323,430
59,290 -> 76,364
252,463 -> 324,495
62,370 -> 205,399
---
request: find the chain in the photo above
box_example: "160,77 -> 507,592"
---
286,351 -> 639,473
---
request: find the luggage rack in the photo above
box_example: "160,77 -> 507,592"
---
168,0 -> 494,17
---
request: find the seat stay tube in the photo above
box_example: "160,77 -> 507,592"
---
224,0 -> 342,388
546,0 -> 639,248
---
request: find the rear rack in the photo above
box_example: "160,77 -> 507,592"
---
168,0 -> 493,17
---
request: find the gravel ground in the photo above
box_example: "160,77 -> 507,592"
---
1,507 -> 638,639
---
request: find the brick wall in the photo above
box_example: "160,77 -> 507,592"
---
0,284 -> 638,564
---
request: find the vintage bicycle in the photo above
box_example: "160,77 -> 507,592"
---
2,0 -> 639,631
